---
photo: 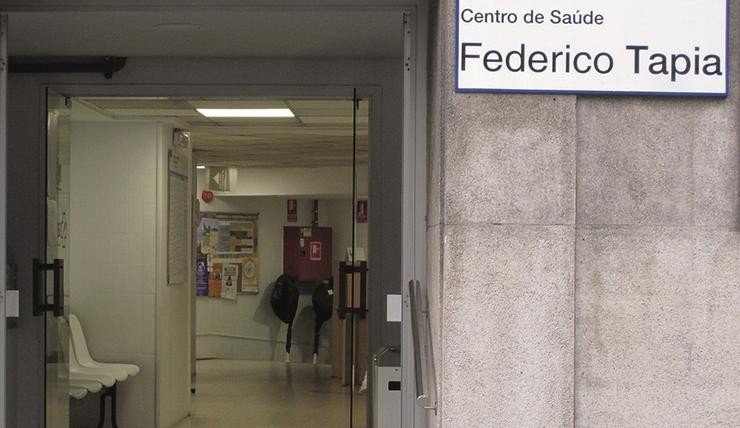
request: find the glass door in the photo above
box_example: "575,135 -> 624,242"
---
0,14 -> 7,428
347,89 -> 368,428
37,89 -> 71,428
334,90 -> 368,428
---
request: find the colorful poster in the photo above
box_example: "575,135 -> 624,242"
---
198,213 -> 260,296
241,257 -> 259,294
199,217 -> 222,254
229,222 -> 255,254
221,263 -> 238,300
195,256 -> 209,296
209,253 -> 260,295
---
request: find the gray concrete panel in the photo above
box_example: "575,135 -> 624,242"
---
575,226 -> 694,296
689,230 -> 740,425
444,94 -> 577,225
692,103 -> 740,228
575,227 -> 694,426
575,292 -> 692,427
441,224 -> 574,427
577,98 -> 697,226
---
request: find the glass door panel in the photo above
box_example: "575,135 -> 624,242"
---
348,90 -> 369,428
42,89 -> 71,428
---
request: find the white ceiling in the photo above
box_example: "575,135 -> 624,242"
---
74,97 -> 369,168
8,10 -> 404,57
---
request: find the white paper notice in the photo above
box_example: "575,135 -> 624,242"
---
221,263 -> 238,300
168,173 -> 189,285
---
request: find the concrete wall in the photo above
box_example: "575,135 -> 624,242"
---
68,122 -> 160,427
428,0 -> 739,426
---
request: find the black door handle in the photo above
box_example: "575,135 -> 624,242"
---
32,258 -> 64,317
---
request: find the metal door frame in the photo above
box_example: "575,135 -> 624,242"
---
0,13 -> 8,428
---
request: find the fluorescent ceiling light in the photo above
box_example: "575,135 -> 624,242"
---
196,165 -> 206,170
196,108 -> 294,118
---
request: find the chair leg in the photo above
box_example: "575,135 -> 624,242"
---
97,390 -> 107,428
110,384 -> 118,428
96,385 -> 118,428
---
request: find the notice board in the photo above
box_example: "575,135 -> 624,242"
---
197,212 -> 260,296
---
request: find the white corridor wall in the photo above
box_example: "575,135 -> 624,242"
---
69,120 -> 191,428
69,121 -> 160,427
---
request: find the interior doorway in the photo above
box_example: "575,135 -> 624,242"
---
57,94 -> 373,427
2,5 -> 429,428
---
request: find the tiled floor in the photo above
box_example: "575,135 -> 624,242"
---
173,359 -> 366,428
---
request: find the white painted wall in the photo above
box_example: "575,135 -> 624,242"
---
156,125 -> 192,428
6,55 -> 403,428
195,171 -> 368,364
69,121 -> 191,428
69,122 -> 159,428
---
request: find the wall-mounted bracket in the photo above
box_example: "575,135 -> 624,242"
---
9,56 -> 127,79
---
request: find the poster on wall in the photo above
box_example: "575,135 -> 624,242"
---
206,253 -> 260,296
168,149 -> 190,286
207,262 -> 224,297
229,222 -> 255,254
198,212 -> 260,297
196,255 -> 209,297
241,257 -> 259,293
199,213 -> 257,255
287,199 -> 298,222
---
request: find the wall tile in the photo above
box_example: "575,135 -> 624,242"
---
69,122 -> 160,428
577,99 -> 696,226
692,104 -> 740,228
575,227 -> 694,426
444,95 -> 576,225
689,230 -> 740,425
576,227 -> 694,296
441,225 -> 574,427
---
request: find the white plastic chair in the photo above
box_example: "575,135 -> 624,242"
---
69,386 -> 88,400
69,378 -> 102,395
69,314 -> 140,378
69,341 -> 117,387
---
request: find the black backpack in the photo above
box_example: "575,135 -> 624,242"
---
311,281 -> 333,357
270,274 -> 299,354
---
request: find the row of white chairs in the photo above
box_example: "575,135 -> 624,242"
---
67,314 -> 140,426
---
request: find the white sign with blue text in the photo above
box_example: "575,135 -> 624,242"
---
456,0 -> 729,96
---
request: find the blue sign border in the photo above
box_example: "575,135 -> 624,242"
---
454,0 -> 730,97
